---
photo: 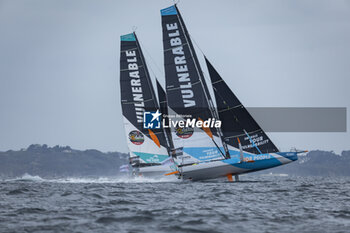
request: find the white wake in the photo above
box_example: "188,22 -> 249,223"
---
3,173 -> 179,183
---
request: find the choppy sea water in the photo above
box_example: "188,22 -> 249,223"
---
0,174 -> 349,233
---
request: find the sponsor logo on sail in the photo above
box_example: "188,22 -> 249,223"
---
241,134 -> 269,149
175,126 -> 194,139
125,50 -> 145,123
145,155 -> 161,163
166,22 -> 196,108
128,130 -> 144,145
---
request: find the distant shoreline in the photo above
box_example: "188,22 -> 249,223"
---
1,144 -> 349,177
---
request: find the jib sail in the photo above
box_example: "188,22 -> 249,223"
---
205,57 -> 279,154
120,32 -> 169,166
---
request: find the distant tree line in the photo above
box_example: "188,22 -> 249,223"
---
0,145 -> 349,177
0,144 -> 128,178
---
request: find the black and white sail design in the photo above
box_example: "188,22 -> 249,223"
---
120,32 -> 169,165
205,57 -> 279,154
156,80 -> 174,150
161,5 -> 225,163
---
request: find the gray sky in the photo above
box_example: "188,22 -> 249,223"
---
0,0 -> 349,153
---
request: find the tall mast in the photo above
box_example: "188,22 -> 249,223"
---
161,5 -> 229,163
133,32 -> 159,110
156,79 -> 174,152
174,5 -> 230,159
120,32 -> 170,165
